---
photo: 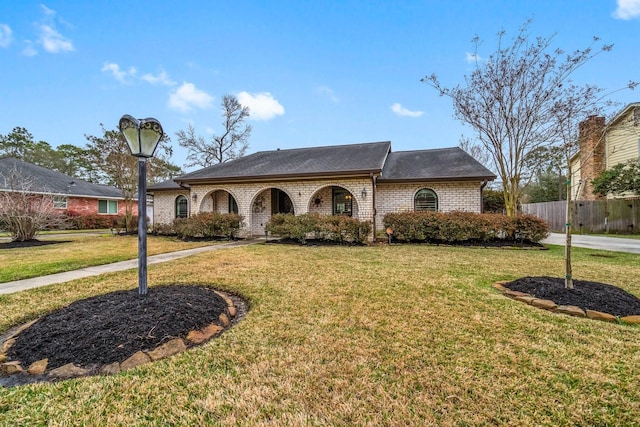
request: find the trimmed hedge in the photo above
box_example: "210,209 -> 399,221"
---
159,212 -> 243,240
265,213 -> 372,244
383,211 -> 549,244
65,212 -> 139,232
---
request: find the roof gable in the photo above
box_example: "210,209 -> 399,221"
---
176,141 -> 391,182
0,157 -> 125,199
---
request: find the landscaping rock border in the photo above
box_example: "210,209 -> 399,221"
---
493,282 -> 640,325
0,290 -> 246,387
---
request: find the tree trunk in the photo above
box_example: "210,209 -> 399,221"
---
564,174 -> 574,289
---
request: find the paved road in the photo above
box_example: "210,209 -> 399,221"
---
542,233 -> 640,254
0,239 -> 261,295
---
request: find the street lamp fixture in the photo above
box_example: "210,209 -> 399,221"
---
118,114 -> 164,295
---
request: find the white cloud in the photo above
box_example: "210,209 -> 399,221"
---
315,85 -> 340,103
40,4 -> 56,16
141,70 -> 176,86
39,24 -> 74,52
169,82 -> 214,112
32,5 -> 74,54
101,62 -> 137,83
22,40 -> 37,57
466,52 -> 484,63
237,91 -> 285,120
613,0 -> 640,19
391,103 -> 424,118
0,24 -> 12,48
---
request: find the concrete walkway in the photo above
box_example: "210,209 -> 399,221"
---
542,233 -> 640,254
0,239 -> 261,295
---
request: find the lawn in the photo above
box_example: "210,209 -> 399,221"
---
1,243 -> 640,425
0,234 -> 219,283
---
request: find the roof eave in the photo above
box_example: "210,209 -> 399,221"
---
176,169 -> 383,185
609,102 -> 640,127
377,175 -> 496,183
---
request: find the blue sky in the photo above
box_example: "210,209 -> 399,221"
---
1,0 -> 638,172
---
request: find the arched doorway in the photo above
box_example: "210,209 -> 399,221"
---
200,190 -> 239,214
308,185 -> 358,217
251,187 -> 295,235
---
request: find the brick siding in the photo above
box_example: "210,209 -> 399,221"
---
153,178 -> 483,239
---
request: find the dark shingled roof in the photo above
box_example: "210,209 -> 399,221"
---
148,178 -> 188,191
0,157 -> 125,198
379,148 -> 496,182
175,141 -> 391,183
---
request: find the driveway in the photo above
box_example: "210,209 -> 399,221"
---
542,233 -> 640,254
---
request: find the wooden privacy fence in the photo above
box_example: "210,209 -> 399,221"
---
522,199 -> 640,234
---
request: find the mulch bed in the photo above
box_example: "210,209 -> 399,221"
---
504,276 -> 640,317
5,285 -> 238,372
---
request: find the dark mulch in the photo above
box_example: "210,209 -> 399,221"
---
0,240 -> 71,250
267,238 -> 366,246
385,238 -> 545,248
6,285 -> 234,371
504,276 -> 640,317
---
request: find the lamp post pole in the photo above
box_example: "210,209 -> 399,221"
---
137,156 -> 148,295
119,114 -> 164,296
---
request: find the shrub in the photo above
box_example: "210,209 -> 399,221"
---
265,213 -> 371,244
383,211 -> 549,244
151,222 -> 177,236
172,213 -> 243,240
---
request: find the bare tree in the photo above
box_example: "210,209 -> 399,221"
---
423,19 -> 624,217
176,94 -> 251,168
0,167 -> 67,241
458,135 -> 491,169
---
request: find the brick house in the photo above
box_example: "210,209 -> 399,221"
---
149,141 -> 495,240
0,157 -> 135,217
570,103 -> 640,200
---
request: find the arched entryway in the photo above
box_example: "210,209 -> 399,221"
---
200,190 -> 239,214
308,185 -> 359,217
251,187 -> 295,235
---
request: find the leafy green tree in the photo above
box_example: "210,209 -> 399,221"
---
524,172 -> 567,203
55,144 -> 98,180
482,188 -> 506,213
0,127 -> 34,159
592,159 -> 640,197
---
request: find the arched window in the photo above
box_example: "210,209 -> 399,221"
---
175,195 -> 188,218
414,188 -> 438,211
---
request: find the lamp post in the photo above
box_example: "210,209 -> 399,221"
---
118,114 -> 164,295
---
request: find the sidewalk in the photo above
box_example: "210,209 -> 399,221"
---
542,233 -> 640,254
0,239 -> 261,295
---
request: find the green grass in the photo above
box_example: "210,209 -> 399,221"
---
0,234 -> 218,283
1,243 -> 640,425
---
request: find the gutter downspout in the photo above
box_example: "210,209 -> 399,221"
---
480,180 -> 488,213
371,173 -> 378,241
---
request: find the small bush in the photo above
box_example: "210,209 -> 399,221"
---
265,213 -> 372,244
383,211 -> 549,244
152,222 -> 177,236
66,212 -> 119,230
172,213 -> 243,240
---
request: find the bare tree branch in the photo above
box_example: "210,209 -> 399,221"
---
177,94 -> 252,168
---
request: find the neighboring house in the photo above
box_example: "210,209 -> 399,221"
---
0,157 -> 135,217
571,103 -> 640,200
149,141 -> 495,239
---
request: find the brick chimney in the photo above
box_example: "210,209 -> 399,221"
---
577,115 -> 606,200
